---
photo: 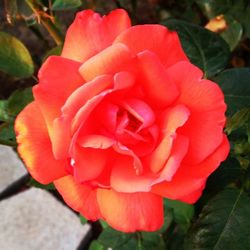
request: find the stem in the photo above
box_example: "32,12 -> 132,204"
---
136,232 -> 143,250
25,0 -> 63,45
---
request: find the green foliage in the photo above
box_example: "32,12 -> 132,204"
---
165,199 -> 194,227
163,19 -> 230,78
0,87 -> 33,146
0,32 -> 34,78
7,88 -> 33,117
205,157 -> 242,192
28,178 -> 55,190
185,188 -> 250,250
213,68 -> 250,116
196,0 -> 250,38
52,0 -> 82,11
226,108 -> 250,135
220,16 -> 243,51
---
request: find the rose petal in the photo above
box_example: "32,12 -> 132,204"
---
33,56 -> 83,134
137,51 -> 179,108
152,175 -> 206,202
15,102 -> 68,184
110,156 -> 157,192
121,98 -> 155,130
62,75 -> 113,117
113,142 -> 143,174
73,146 -> 109,182
160,134 -> 189,181
54,175 -> 102,220
166,61 -> 227,164
97,189 -> 163,232
188,135 -> 230,178
148,105 -> 190,173
178,188 -> 205,204
78,134 -> 115,149
114,24 -> 188,67
79,43 -> 133,81
61,9 -> 131,62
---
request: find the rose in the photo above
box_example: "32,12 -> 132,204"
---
15,9 -> 229,232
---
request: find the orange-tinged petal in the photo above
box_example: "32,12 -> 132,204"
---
97,189 -> 163,232
79,43 -> 133,81
50,75 -> 113,159
73,146 -> 109,182
54,175 -> 102,220
33,56 -> 83,134
110,156 -> 157,193
15,102 -> 68,184
137,51 -> 179,108
62,9 -> 131,62
148,105 -> 190,173
178,188 -> 205,204
114,25 -> 188,67
166,61 -> 227,164
159,134 -> 189,182
152,136 -> 229,202
188,135 -> 230,178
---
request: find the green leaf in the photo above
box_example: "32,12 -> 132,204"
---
213,68 -> 250,116
99,219 -> 109,229
158,207 -> 173,233
165,198 -> 194,225
195,0 -> 231,19
196,0 -> 250,38
220,16 -> 243,51
0,32 -> 34,78
52,0 -> 82,10
185,188 -> 250,250
79,215 -> 87,225
206,157 -> 242,191
28,178 -> 55,190
0,122 -> 16,146
0,100 -> 9,122
226,108 -> 250,134
7,87 -> 33,117
89,240 -> 105,250
97,228 -> 137,250
141,232 -> 166,250
163,19 -> 230,77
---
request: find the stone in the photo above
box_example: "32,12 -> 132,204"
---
0,145 -> 27,192
0,188 -> 90,250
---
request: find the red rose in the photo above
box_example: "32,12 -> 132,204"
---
15,9 -> 229,232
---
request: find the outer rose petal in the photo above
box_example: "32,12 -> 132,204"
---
114,25 -> 188,67
178,188 -> 205,204
15,102 -> 68,184
188,135 -> 230,178
97,189 -> 163,232
167,61 -> 227,164
54,175 -> 102,220
152,175 -> 206,202
33,56 -> 83,134
61,9 -> 131,62
152,136 -> 229,202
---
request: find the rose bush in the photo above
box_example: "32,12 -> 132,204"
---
15,9 -> 229,232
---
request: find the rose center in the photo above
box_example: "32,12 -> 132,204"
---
116,108 -> 142,133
